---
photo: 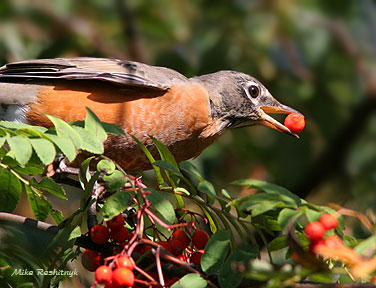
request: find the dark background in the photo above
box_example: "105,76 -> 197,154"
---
1,0 -> 375,219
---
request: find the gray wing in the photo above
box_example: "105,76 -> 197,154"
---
0,57 -> 188,90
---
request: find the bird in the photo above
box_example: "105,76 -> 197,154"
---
0,57 -> 301,171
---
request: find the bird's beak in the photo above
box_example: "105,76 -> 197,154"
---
259,102 -> 302,138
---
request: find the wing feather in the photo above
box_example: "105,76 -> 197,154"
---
0,57 -> 188,90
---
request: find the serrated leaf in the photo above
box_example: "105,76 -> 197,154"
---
30,177 -> 66,199
171,273 -> 207,288
72,126 -> 104,154
201,230 -> 231,275
146,189 -> 176,225
0,120 -> 47,132
219,245 -> 258,288
29,138 -> 56,165
45,115 -> 82,148
45,134 -> 76,162
0,168 -> 22,213
84,107 -> 107,142
100,191 -> 130,220
25,185 -> 51,221
6,135 -> 32,165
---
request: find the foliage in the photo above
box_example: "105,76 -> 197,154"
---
0,111 -> 375,288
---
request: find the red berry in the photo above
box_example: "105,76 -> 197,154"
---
308,239 -> 326,254
81,250 -> 101,272
320,213 -> 338,230
116,255 -> 135,270
170,239 -> 185,256
192,230 -> 210,250
304,221 -> 326,241
106,214 -> 125,231
172,229 -> 190,248
95,265 -> 112,284
112,268 -> 135,287
111,226 -> 129,243
190,251 -> 203,266
159,241 -> 174,254
90,225 -> 110,244
284,113 -> 305,134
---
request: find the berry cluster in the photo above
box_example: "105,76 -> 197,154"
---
158,228 -> 209,267
82,210 -> 211,287
304,213 -> 338,253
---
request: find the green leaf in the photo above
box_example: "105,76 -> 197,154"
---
45,115 -> 82,148
354,236 -> 376,255
278,208 -> 302,230
171,273 -> 207,288
228,192 -> 298,215
151,136 -> 179,170
101,122 -> 126,136
198,181 -> 216,204
25,185 -> 51,221
45,134 -> 76,162
303,206 -> 323,222
179,161 -> 205,182
72,126 -> 104,154
102,170 -> 128,192
13,164 -> 44,175
0,120 -> 47,132
219,245 -> 258,288
28,138 -> 56,165
101,191 -> 130,220
30,177 -> 67,199
84,107 -> 107,142
50,209 -> 64,225
97,159 -> 116,174
200,205 -> 218,234
146,189 -> 176,225
0,168 -> 22,213
201,230 -> 231,275
153,160 -> 181,174
232,179 -> 301,205
0,137 -> 6,149
130,134 -> 164,185
68,226 -> 81,241
6,135 -> 32,165
268,235 -> 287,251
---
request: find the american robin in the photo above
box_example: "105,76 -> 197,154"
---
0,57 -> 301,171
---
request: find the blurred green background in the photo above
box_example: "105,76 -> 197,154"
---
1,0 -> 375,213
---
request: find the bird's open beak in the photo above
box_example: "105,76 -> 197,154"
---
259,103 -> 302,138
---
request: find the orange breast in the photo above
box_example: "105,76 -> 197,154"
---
27,81 -> 219,171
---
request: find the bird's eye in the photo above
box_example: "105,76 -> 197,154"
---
248,85 -> 260,98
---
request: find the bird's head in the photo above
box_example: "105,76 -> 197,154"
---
195,71 -> 302,138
